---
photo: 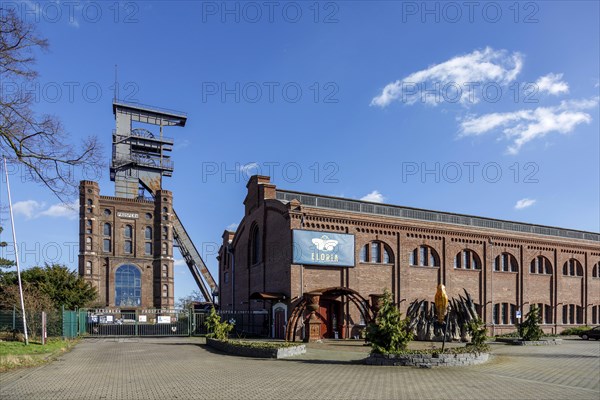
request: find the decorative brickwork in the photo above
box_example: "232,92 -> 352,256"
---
219,176 -> 600,338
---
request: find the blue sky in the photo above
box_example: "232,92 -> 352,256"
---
1,1 -> 598,302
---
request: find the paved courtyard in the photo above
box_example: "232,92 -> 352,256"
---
1,337 -> 599,400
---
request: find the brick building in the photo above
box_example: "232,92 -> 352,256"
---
218,176 -> 600,339
78,180 -> 175,309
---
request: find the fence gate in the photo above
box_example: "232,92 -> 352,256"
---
73,308 -> 191,337
63,310 -> 78,339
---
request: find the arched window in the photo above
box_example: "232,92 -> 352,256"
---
493,303 -> 517,325
162,284 -> 168,298
162,264 -> 168,278
87,199 -> 92,206
411,245 -> 440,267
360,241 -> 393,264
85,261 -> 92,275
115,265 -> 141,307
145,226 -> 152,240
144,242 -> 152,255
85,219 -> 92,234
530,255 -> 552,275
85,237 -> 92,251
454,249 -> 481,270
249,225 -> 260,265
562,258 -> 583,276
103,223 -> 111,236
162,226 -> 168,240
494,252 -> 518,272
593,263 -> 600,278
562,304 -> 584,324
162,242 -> 168,256
124,225 -> 133,254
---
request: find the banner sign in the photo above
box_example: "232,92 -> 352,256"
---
292,230 -> 355,267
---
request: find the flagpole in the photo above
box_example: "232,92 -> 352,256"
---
3,156 -> 28,345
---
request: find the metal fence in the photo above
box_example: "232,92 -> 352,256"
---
0,307 -> 274,339
191,310 -> 270,337
77,308 -> 191,337
0,307 -> 62,339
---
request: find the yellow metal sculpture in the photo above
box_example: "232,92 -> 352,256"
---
434,284 -> 448,323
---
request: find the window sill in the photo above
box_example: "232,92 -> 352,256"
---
409,264 -> 440,269
493,270 -> 518,274
453,267 -> 481,271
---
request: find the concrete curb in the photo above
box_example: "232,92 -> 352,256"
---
364,352 -> 490,367
206,338 -> 306,359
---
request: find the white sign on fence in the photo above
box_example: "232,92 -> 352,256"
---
157,316 -> 171,324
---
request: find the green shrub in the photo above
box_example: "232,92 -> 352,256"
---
366,290 -> 413,354
517,305 -> 544,341
204,307 -> 233,341
560,326 -> 591,336
466,318 -> 487,347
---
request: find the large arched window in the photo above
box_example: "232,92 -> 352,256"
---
249,225 -> 261,265
530,255 -> 552,275
103,223 -> 111,236
360,241 -> 393,264
410,245 -> 440,267
454,249 -> 481,270
145,226 -> 152,240
115,265 -> 141,307
562,258 -> 583,277
494,252 -> 518,272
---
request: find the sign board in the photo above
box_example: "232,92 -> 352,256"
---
292,230 -> 355,267
157,316 -> 171,324
516,310 -> 522,319
138,315 -> 147,323
117,211 -> 139,219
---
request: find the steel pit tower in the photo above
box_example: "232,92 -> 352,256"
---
109,101 -> 217,303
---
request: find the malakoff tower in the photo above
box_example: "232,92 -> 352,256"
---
78,102 -> 217,309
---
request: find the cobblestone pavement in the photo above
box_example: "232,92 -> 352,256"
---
1,337 -> 598,400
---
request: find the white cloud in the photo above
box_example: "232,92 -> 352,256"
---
535,73 -> 569,95
12,200 -> 44,219
39,201 -> 79,220
12,200 -> 78,220
459,97 -> 598,154
226,223 -> 239,232
174,258 -> 187,267
515,198 -> 536,210
361,190 -> 385,203
371,47 -> 523,107
238,162 -> 261,180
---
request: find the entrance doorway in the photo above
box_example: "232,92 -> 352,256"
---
317,299 -> 342,339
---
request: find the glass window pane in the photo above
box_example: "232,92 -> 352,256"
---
115,265 -> 141,307
360,245 -> 367,262
371,242 -> 380,263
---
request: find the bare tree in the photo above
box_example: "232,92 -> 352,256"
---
0,7 -> 103,201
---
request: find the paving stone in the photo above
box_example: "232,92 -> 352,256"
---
0,338 -> 598,400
